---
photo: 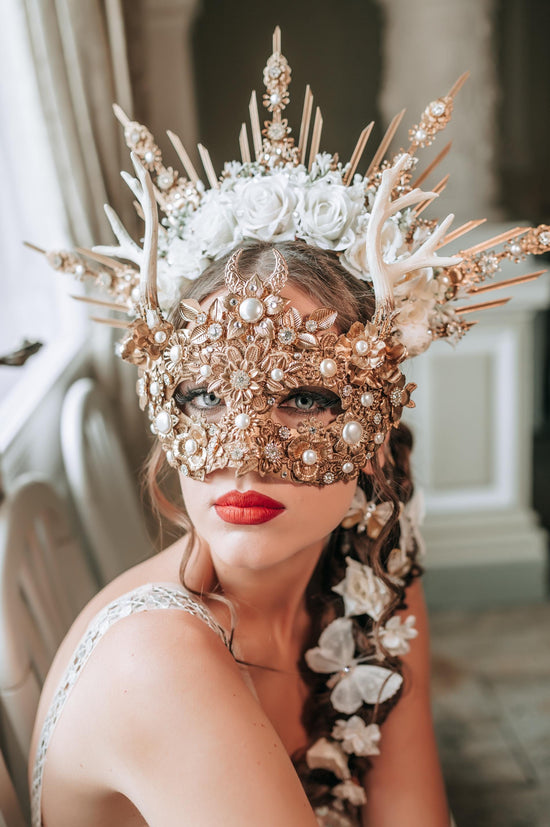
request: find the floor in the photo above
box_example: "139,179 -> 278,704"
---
430,602 -> 550,827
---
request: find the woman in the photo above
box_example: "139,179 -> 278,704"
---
29,28 -> 549,826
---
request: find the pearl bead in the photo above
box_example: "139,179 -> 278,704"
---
319,358 -> 337,378
342,462 -> 354,474
354,339 -> 369,355
342,421 -> 363,445
154,330 -> 167,343
155,411 -> 171,434
144,150 -> 155,163
74,264 -> 85,277
302,449 -> 318,466
149,381 -> 160,396
184,438 -> 198,455
360,392 -> 374,407
239,297 -> 264,323
235,413 -> 250,429
199,365 -> 212,378
374,432 -> 385,445
270,368 -> 284,382
170,345 -> 181,362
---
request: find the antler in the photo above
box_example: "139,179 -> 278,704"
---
366,154 -> 462,319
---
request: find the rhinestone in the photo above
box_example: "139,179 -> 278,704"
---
137,378 -> 145,396
302,449 -> 318,466
170,345 -> 181,362
230,446 -> 245,461
319,358 -> 337,378
539,232 -> 550,247
281,471 -> 288,478
278,328 -> 296,345
154,330 -> 167,344
342,421 -> 363,445
366,452 -> 373,460
208,323 -> 223,340
229,297 -> 238,306
269,65 -> 281,78
146,309 -> 159,328
231,370 -> 250,390
374,432 -> 385,445
323,472 -> 335,484
279,426 -> 291,439
267,397 -> 275,406
342,385 -> 353,397
155,411 -> 171,434
239,297 -> 264,323
270,368 -> 284,381
480,255 -> 499,275
264,442 -> 281,461
235,413 -> 250,429
184,438 -> 198,455
51,254 -> 63,268
197,312 -> 207,324
130,286 -> 140,301
180,465 -> 189,476
373,413 -> 382,425
361,392 -> 374,407
130,130 -> 141,143
149,381 -> 160,397
430,101 -> 445,116
390,388 -> 403,406
268,123 -> 286,140
354,339 -> 370,356
144,150 -> 155,163
99,272 -> 113,288
342,462 -> 355,474
305,320 -> 318,332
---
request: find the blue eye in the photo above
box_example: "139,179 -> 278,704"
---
278,388 -> 341,415
174,387 -> 224,413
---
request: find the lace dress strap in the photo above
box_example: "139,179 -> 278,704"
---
30,582 -> 228,827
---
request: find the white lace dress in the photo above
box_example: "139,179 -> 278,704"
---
30,582 -> 229,827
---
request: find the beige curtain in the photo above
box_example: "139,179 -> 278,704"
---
22,0 -> 147,468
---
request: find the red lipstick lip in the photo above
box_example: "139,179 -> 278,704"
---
213,490 -> 285,525
214,490 -> 285,509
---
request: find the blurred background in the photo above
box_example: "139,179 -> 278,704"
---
0,1 -> 549,824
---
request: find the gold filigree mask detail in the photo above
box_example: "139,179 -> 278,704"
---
134,248 -> 416,485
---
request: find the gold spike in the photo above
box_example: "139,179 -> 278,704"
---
308,107 -> 323,171
166,130 -> 200,184
272,25 -> 281,53
23,241 -> 46,254
437,218 -> 487,249
461,227 -> 527,256
239,123 -> 251,164
365,108 -> 406,178
75,247 -> 121,269
112,103 -> 131,126
447,71 -> 470,99
298,85 -> 314,163
469,270 -> 545,295
456,297 -> 511,315
197,144 -> 219,189
90,316 -> 132,328
414,174 -> 450,215
412,141 -> 452,188
343,122 -> 374,186
249,91 -> 262,161
70,294 -> 130,312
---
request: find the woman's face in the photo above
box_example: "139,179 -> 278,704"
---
178,284 -> 357,572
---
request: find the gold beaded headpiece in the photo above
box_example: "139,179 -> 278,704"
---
30,27 -> 550,485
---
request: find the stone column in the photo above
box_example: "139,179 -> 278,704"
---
376,0 -> 499,222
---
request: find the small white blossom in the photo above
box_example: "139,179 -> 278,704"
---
380,615 -> 418,656
332,557 -> 392,620
306,737 -> 350,780
332,716 -> 381,756
333,779 -> 367,806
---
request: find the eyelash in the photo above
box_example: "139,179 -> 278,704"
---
173,387 -> 340,415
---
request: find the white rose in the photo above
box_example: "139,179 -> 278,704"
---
186,191 -> 241,259
233,174 -> 297,241
166,237 -> 208,280
332,557 -> 392,620
156,258 -> 191,311
296,180 -> 362,251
